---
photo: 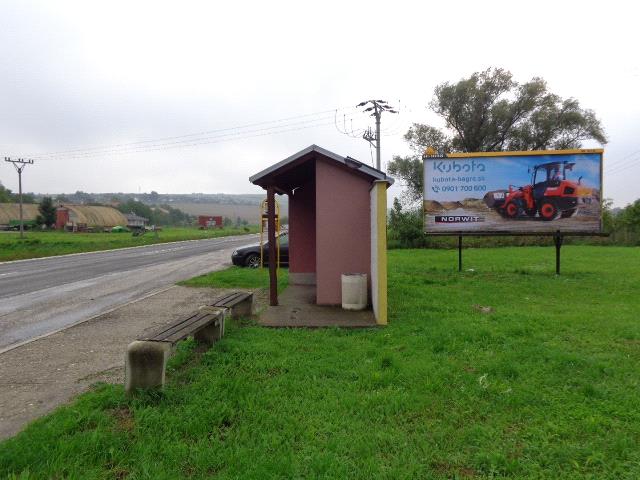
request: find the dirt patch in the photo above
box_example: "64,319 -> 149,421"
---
0,285 -> 243,440
433,462 -> 477,478
110,406 -> 134,432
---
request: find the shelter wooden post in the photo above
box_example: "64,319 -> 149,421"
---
267,186 -> 278,306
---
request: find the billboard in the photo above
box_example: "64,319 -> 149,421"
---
423,149 -> 603,234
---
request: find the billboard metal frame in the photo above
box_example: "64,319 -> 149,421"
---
422,149 -> 607,273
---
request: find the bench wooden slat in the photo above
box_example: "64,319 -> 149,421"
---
140,311 -> 205,341
212,291 -> 251,308
140,311 -> 220,343
160,313 -> 220,343
136,290 -> 250,346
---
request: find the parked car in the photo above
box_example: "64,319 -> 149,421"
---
231,233 -> 289,268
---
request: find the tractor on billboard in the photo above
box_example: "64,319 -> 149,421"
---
484,161 -> 581,221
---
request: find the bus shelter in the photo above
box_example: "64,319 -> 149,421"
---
249,145 -> 393,324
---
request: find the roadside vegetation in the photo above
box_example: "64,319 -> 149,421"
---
2,246 -> 639,478
0,226 -> 258,262
180,265 -> 288,291
388,198 -> 640,249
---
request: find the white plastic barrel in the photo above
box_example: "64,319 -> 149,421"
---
341,273 -> 367,310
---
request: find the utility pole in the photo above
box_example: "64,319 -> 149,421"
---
357,100 -> 397,170
4,157 -> 34,239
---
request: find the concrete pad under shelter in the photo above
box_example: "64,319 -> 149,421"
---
259,285 -> 377,328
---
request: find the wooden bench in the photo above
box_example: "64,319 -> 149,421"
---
125,291 -> 254,393
211,291 -> 255,316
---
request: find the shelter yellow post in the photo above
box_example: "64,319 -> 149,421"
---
370,180 -> 388,325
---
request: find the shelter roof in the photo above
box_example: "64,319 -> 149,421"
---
249,145 -> 394,190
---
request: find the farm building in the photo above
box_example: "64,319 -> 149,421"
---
0,203 -> 40,229
55,205 -> 128,230
197,215 -> 223,228
124,212 -> 149,229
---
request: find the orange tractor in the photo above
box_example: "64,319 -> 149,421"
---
484,161 -> 581,221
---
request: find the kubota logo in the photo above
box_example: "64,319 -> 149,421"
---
433,160 -> 486,173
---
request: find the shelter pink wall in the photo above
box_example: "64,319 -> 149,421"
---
315,159 -> 371,305
288,179 -> 316,274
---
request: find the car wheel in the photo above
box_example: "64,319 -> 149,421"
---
244,253 -> 260,268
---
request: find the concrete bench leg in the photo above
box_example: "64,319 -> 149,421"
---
193,309 -> 227,345
230,294 -> 255,318
125,341 -> 171,394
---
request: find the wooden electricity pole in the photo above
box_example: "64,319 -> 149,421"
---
357,100 -> 397,170
4,157 -> 34,239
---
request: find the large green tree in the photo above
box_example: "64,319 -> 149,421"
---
389,68 -> 607,202
36,196 -> 57,227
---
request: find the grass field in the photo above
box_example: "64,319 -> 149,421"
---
1,246 -> 639,478
0,227 -> 258,262
179,265 -> 289,292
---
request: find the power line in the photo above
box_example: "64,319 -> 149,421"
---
604,148 -> 640,169
29,106 -> 358,160
38,116 -> 338,159
606,151 -> 640,175
31,112 -> 362,161
607,155 -> 640,176
334,110 -> 365,138
32,116 -> 360,162
605,149 -> 640,174
380,99 -> 405,136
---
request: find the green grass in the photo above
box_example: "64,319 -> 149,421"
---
2,246 -> 640,478
0,227 -> 258,262
179,265 -> 288,292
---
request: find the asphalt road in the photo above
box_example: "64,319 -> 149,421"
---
0,234 -> 258,352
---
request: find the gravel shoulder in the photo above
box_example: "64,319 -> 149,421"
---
0,285 -> 236,440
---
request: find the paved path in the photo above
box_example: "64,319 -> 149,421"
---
0,234 -> 258,352
0,285 -> 237,440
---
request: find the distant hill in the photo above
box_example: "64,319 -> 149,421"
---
30,192 -> 288,224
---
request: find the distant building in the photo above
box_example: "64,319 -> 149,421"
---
125,212 -> 149,229
197,215 -> 223,228
0,203 -> 40,230
55,205 -> 128,230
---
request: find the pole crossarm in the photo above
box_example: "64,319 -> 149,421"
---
356,100 -> 397,170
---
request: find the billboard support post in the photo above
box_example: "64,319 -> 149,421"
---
458,235 -> 463,272
554,230 -> 563,275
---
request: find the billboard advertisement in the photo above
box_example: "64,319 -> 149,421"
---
423,149 -> 603,233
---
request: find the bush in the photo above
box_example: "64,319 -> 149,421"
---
387,198 -> 640,249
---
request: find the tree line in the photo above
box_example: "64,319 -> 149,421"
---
389,198 -> 640,248
0,183 -> 35,204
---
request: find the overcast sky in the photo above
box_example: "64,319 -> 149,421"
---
0,0 -> 638,207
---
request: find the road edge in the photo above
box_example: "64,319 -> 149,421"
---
0,285 -> 178,356
0,233 -> 258,266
